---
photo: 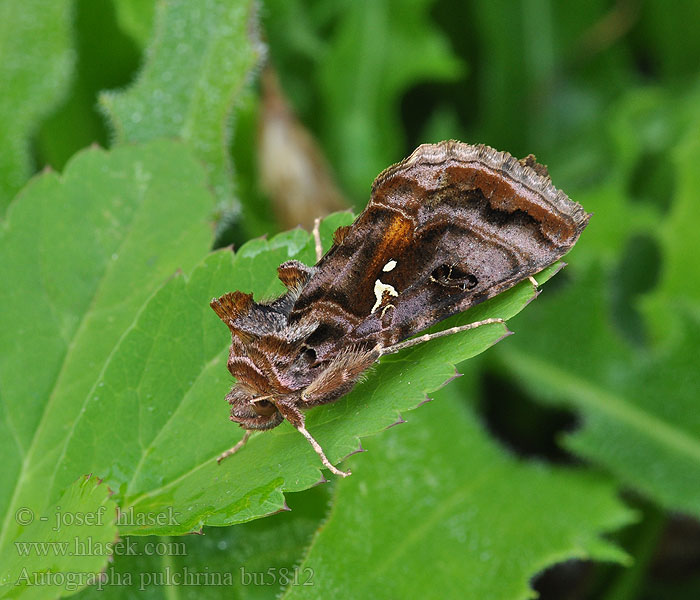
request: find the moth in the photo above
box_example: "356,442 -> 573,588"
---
211,141 -> 590,476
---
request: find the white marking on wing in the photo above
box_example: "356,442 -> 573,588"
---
371,279 -> 399,314
382,259 -> 397,272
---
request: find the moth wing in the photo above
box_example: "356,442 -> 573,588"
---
290,141 -> 590,358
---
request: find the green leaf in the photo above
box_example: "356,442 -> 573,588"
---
0,140 -> 214,582
75,486 -> 329,599
100,0 -> 264,207
0,0 -> 74,214
492,88 -> 700,519
1,475 -> 118,599
283,381 -> 634,600
35,208 -> 565,537
111,0 -> 157,48
642,94 -> 700,334
496,270 -> 700,517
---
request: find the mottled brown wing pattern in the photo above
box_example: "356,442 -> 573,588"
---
289,142 -> 589,358
210,141 -> 590,476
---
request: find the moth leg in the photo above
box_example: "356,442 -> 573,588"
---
312,217 -> 323,262
216,430 -> 252,464
528,276 -> 539,287
277,402 -> 351,477
379,318 -> 506,356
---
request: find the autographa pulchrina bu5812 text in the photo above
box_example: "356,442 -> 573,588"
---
211,141 -> 590,476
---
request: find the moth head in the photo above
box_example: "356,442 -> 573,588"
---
226,385 -> 285,431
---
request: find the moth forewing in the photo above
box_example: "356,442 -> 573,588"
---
211,140 -> 590,476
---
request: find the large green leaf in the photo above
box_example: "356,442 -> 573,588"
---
1,476 -> 118,599
0,140 -> 214,586
75,486 -> 329,599
22,208 -> 562,538
493,88 -> 700,518
0,0 -> 73,214
100,0 -> 263,208
496,271 -> 700,517
284,380 -> 634,600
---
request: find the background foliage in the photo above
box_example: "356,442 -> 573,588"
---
1,0 -> 699,598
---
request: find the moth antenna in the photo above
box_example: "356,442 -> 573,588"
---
217,430 -> 252,464
379,318 -> 506,356
277,402 -> 350,477
312,217 -> 323,262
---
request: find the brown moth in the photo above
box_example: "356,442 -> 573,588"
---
211,141 -> 590,476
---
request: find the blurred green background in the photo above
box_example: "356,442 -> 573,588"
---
2,0 -> 700,598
